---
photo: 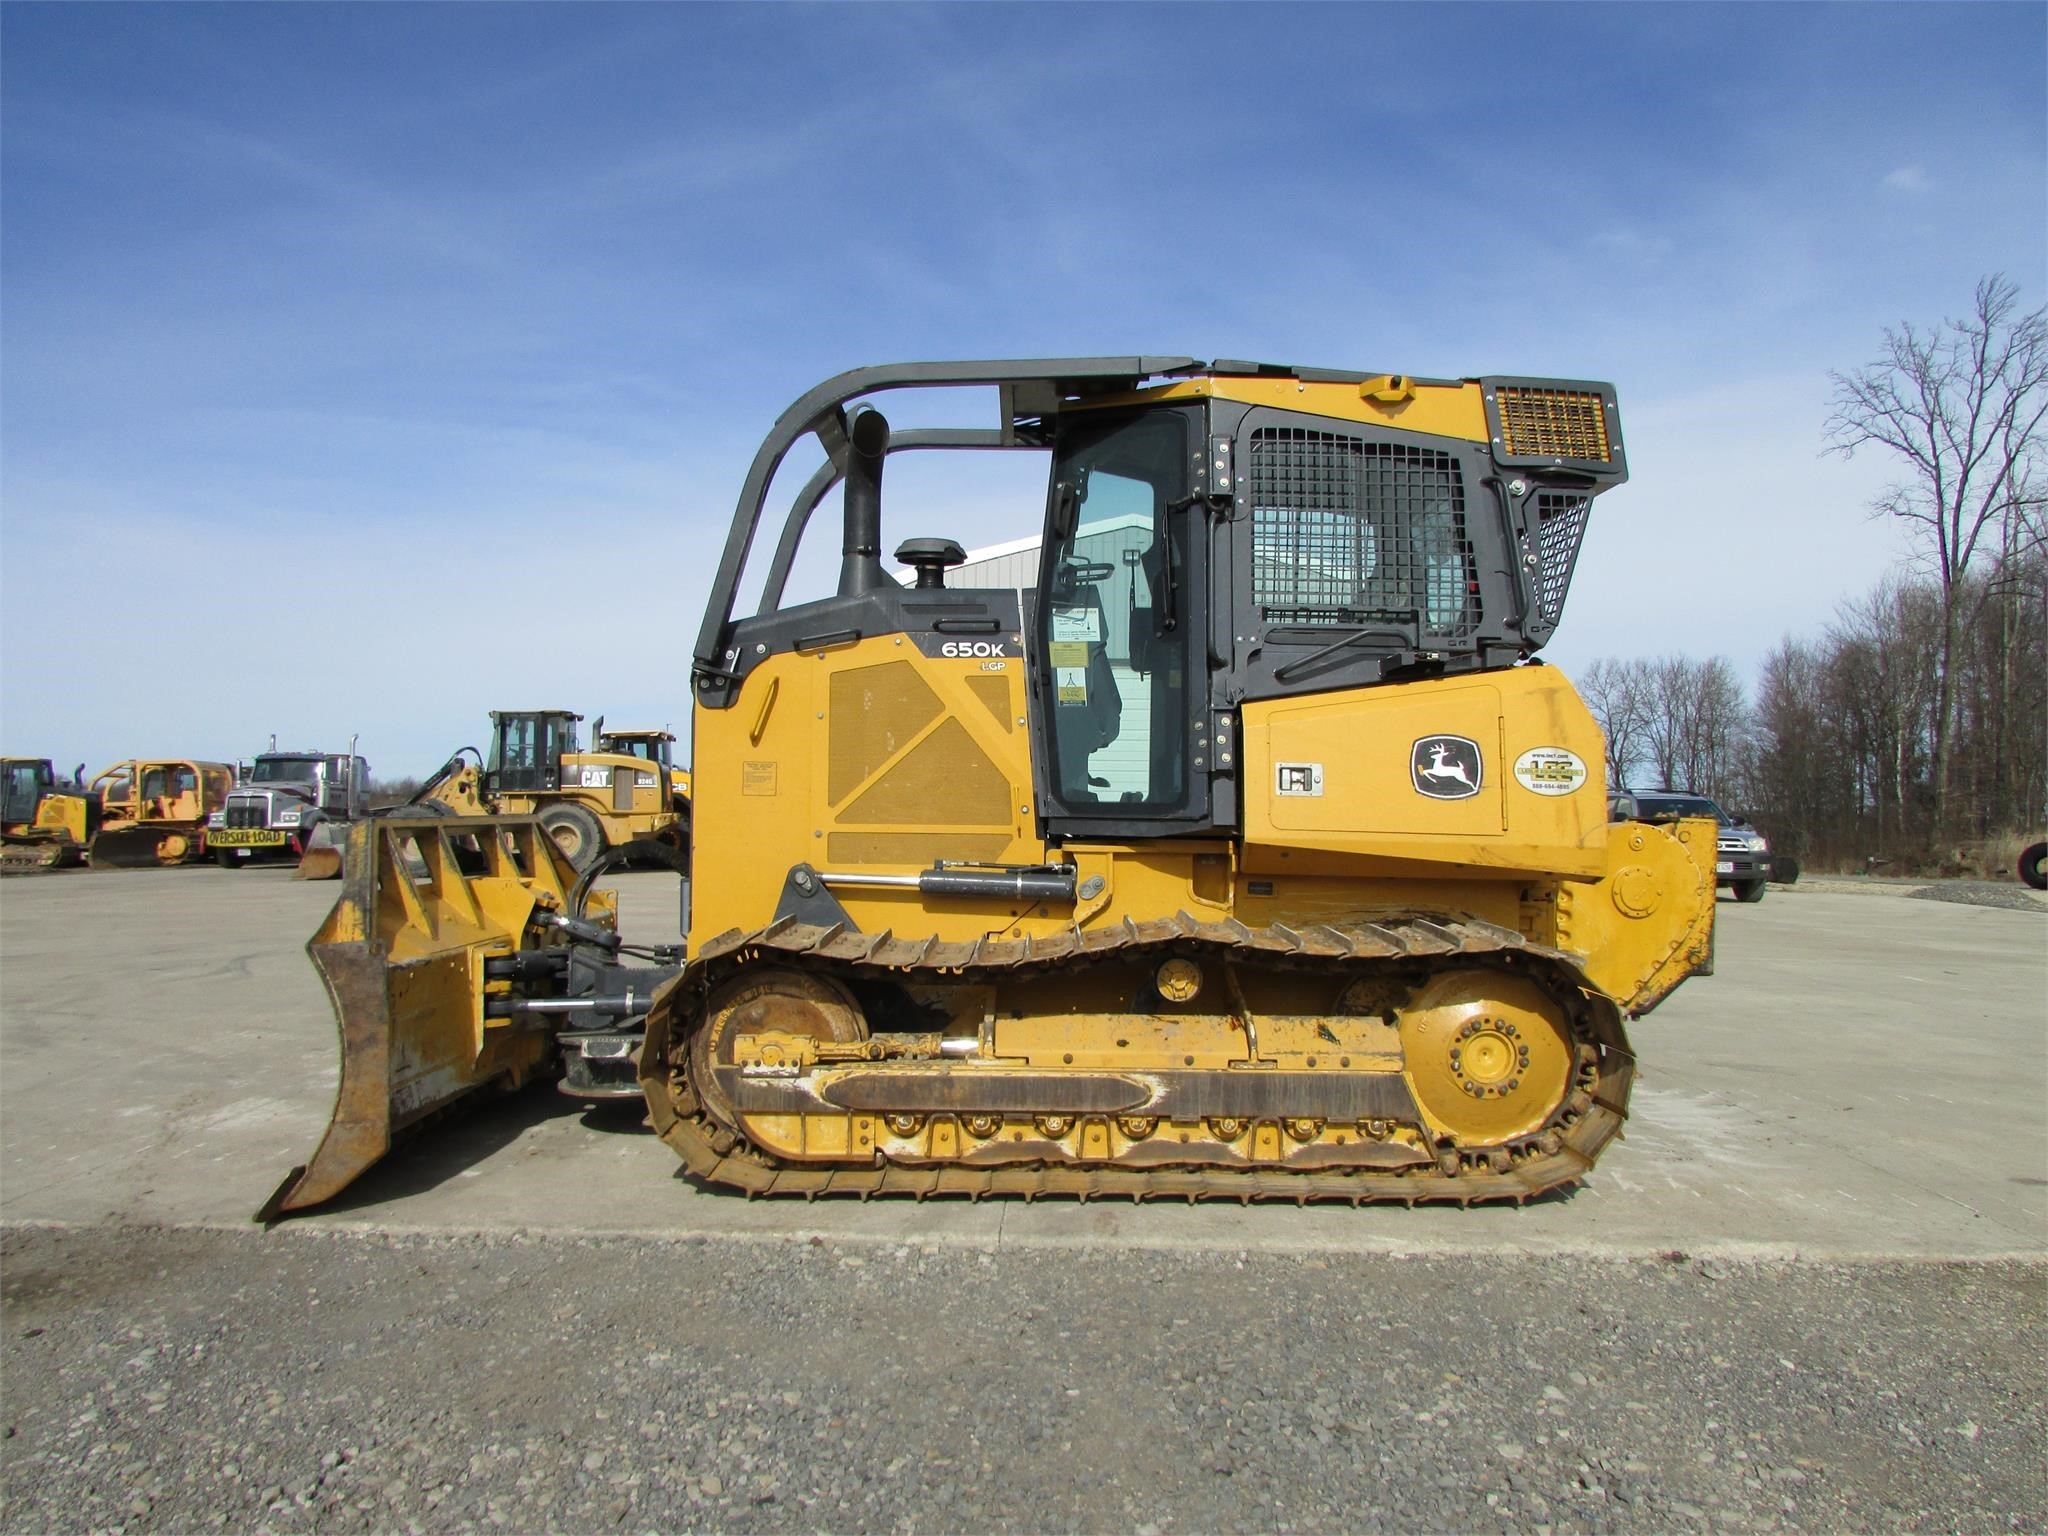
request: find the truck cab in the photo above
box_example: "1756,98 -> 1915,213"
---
210,749 -> 371,866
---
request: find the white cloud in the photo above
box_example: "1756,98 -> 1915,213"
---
1882,165 -> 1931,193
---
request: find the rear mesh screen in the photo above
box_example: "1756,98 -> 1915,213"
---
1496,387 -> 1612,463
1248,429 -> 1477,637
1534,491 -> 1591,622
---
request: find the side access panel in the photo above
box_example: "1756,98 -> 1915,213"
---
1238,666 -> 1610,877
690,628 -> 1044,945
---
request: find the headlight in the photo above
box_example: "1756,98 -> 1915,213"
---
1746,833 -> 1769,852
207,812 -> 225,829
276,810 -> 302,826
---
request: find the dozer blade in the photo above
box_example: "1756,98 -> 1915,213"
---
89,826 -> 204,868
294,822 -> 346,880
259,815 -> 585,1220
294,848 -> 344,880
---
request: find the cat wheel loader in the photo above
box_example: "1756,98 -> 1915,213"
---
1,758 -> 95,874
86,758 -> 235,868
392,710 -> 692,875
265,357 -> 1716,1219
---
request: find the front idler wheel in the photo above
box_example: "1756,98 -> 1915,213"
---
686,967 -> 867,1134
1398,969 -> 1576,1148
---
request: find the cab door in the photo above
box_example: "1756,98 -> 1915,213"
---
139,764 -> 170,821
1032,406 -> 1214,839
164,764 -> 202,821
2,761 -> 47,826
493,714 -> 566,794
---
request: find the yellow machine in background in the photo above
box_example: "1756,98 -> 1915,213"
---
403,710 -> 691,873
591,720 -> 694,817
87,758 -> 235,868
0,758 -> 95,873
269,357 -> 1714,1217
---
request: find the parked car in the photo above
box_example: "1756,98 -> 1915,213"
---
1611,788 -> 1776,903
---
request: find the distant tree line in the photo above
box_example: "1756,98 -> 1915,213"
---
366,776 -> 425,810
1583,277 -> 2046,875
1583,555 -> 2045,870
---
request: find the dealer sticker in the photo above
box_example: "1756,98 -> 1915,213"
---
1512,747 -> 1588,796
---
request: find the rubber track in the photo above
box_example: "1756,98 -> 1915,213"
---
0,844 -> 64,876
88,828 -> 204,868
641,911 -> 1635,1206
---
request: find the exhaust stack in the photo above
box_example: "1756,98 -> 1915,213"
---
838,407 -> 891,597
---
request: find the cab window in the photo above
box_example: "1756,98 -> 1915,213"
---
1041,412 -> 1191,812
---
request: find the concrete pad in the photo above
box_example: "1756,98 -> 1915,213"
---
3,866 -> 2042,1257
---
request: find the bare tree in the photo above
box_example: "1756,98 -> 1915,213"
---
1748,638 -> 1843,860
1595,561 -> 2039,873
1825,274 -> 2048,832
1578,657 -> 1654,788
1639,655 -> 1747,797
1828,576 -> 1942,851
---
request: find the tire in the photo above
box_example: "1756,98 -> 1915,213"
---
618,836 -> 691,875
374,799 -> 451,819
537,802 -> 606,872
1770,855 -> 1801,885
2021,841 -> 2047,892
1734,878 -> 1767,904
214,850 -> 240,869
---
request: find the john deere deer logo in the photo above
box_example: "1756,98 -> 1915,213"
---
1411,736 -> 1483,800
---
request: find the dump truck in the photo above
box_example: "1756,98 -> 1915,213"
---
209,742 -> 371,875
401,710 -> 691,873
1,758 -> 95,873
267,357 -> 1716,1218
87,758 -> 235,867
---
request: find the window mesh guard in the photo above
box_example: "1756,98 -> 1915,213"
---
1534,491 -> 1591,622
1249,430 -> 1477,638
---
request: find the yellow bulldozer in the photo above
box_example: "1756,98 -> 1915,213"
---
266,357 -> 1715,1219
86,758 -> 236,868
394,711 -> 692,874
1,757 -> 94,873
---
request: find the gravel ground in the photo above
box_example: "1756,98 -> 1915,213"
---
1902,881 -> 2048,913
2,1224 -> 2041,1535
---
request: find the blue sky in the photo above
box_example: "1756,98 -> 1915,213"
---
4,2 -> 2043,777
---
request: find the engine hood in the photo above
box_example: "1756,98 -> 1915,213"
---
234,782 -> 317,805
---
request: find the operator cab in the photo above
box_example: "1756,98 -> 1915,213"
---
1,759 -> 55,825
488,710 -> 579,794
692,359 -> 1625,845
593,724 -> 676,775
